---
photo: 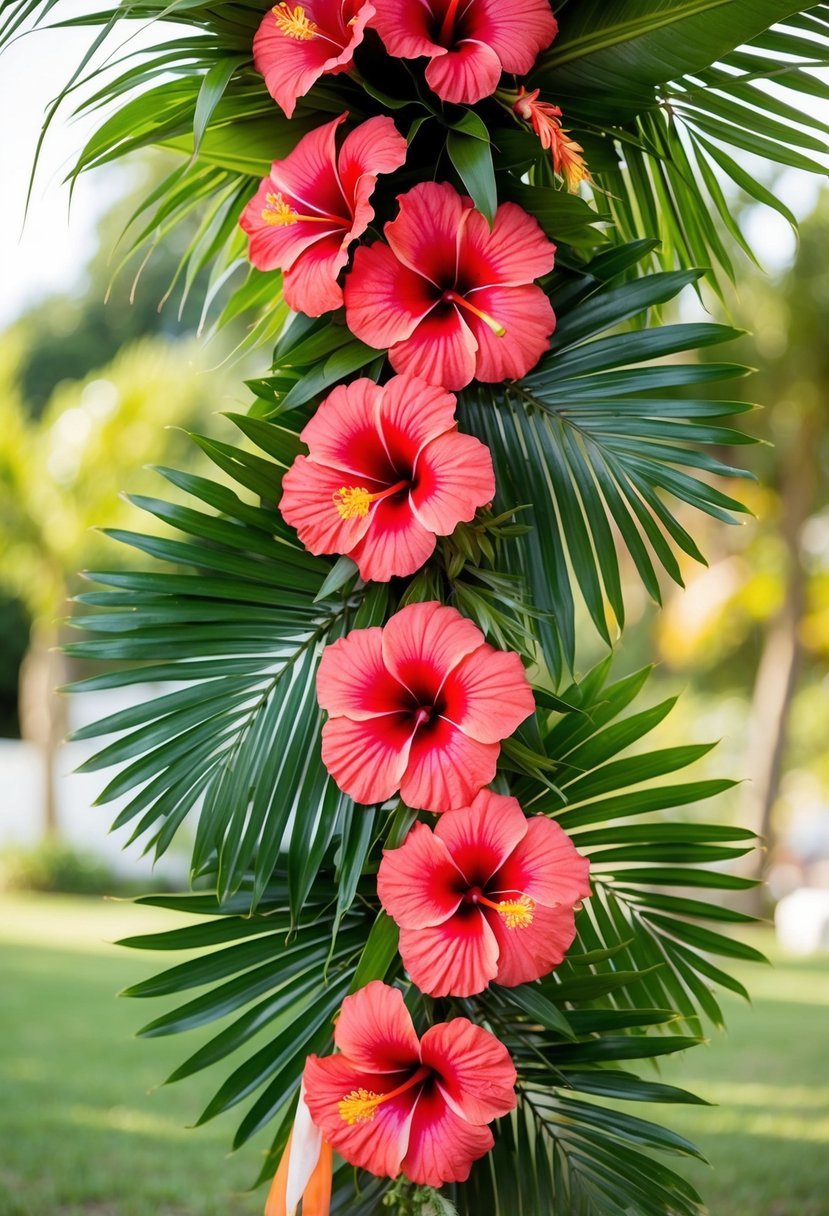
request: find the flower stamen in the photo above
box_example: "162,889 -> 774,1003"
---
443,289 -> 506,337
471,889 -> 536,928
338,1087 -> 383,1124
338,1066 -> 430,1125
498,894 -> 535,929
272,2 -> 317,39
333,479 -> 409,520
262,191 -> 344,228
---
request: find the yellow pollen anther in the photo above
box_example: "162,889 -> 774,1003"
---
262,191 -> 299,227
333,479 -> 409,520
272,3 -> 317,39
333,486 -> 373,519
338,1088 -> 383,1125
498,895 -> 536,929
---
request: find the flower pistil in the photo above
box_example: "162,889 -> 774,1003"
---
468,887 -> 536,928
443,290 -> 506,337
332,479 -> 409,519
338,1066 -> 430,1125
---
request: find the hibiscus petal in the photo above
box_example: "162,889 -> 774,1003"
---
381,601 -> 484,694
317,627 -> 405,718
337,115 -> 408,213
441,644 -> 535,743
303,1053 -> 416,1179
239,178 -> 339,274
401,1084 -> 494,1188
470,0 -> 558,74
377,822 -> 464,930
369,0 -> 440,59
399,910 -> 500,997
401,716 -> 499,813
300,379 -> 396,482
411,430 -> 495,535
282,235 -> 349,316
280,455 -> 373,556
378,374 -> 458,472
345,243 -> 437,350
388,305 -> 478,391
268,114 -> 349,223
463,202 -> 556,288
334,981 -> 421,1071
491,815 -> 591,909
435,790 -> 527,887
321,714 -> 413,805
347,494 -> 437,582
487,900 -> 578,987
320,713 -> 414,805
424,38 -> 502,106
465,282 -> 556,383
421,1017 -> 517,1124
384,181 -> 470,288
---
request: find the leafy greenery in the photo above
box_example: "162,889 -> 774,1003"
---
7,1 -> 822,1213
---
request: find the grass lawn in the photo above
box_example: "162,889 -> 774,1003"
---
1,893 -> 828,1215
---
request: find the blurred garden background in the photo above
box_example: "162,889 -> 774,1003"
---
1,13 -> 829,1216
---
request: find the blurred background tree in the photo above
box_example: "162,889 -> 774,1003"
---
0,156 -> 244,832
646,194 -> 829,902
0,334 -> 208,833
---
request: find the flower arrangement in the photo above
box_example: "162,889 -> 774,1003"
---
12,1 -> 828,1213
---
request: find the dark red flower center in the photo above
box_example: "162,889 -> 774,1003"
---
432,0 -> 471,48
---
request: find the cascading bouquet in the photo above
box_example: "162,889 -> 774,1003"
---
11,1 -> 829,1213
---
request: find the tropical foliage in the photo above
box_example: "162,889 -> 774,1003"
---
8,1 -> 828,1213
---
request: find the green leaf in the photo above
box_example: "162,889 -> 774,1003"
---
447,110 -> 497,222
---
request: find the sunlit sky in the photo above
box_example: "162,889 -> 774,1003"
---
0,16 -> 826,332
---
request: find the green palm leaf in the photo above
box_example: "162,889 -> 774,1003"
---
461,245 -> 753,675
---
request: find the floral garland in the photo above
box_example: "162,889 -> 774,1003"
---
238,2 -> 594,1210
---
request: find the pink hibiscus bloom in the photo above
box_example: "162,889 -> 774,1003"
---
239,113 -> 406,316
316,601 -> 535,811
344,181 -> 556,390
254,0 -> 375,118
303,981 -> 516,1187
378,790 -> 591,997
279,374 -> 495,582
370,0 -> 557,105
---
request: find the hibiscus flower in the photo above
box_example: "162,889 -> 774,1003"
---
303,981 -> 516,1186
370,0 -> 557,105
378,790 -> 591,997
316,600 -> 534,811
344,181 -> 556,390
279,374 -> 495,582
254,0 -> 375,118
239,112 -> 407,316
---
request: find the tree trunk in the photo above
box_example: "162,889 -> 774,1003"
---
18,617 -> 68,838
740,411 -> 818,909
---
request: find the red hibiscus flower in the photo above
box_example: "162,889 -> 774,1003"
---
279,374 -> 495,582
370,0 -> 557,105
316,600 -> 535,811
378,790 -> 591,997
512,87 -> 590,194
303,981 -> 516,1186
240,113 -> 406,317
344,181 -> 556,390
254,0 -> 375,118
